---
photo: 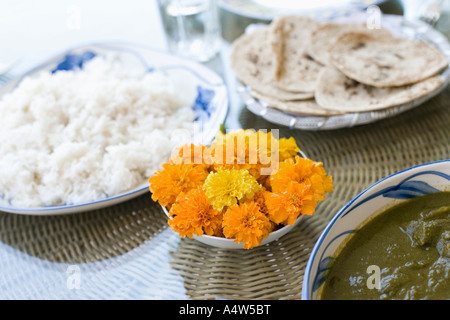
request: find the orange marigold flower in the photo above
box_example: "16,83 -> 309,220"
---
222,201 -> 274,249
149,162 -> 209,208
246,188 -> 270,217
265,181 -> 317,225
270,156 -> 313,192
169,143 -> 212,169
168,187 -> 222,238
309,172 -> 334,202
270,156 -> 333,200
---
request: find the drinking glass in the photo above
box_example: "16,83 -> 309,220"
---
158,0 -> 221,62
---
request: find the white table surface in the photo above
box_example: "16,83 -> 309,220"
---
0,0 -> 168,77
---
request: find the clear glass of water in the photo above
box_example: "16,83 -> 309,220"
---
158,0 -> 221,62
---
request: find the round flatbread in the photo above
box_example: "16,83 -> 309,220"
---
315,67 -> 444,112
249,89 -> 314,101
230,28 -> 314,101
329,32 -> 448,87
251,90 -> 343,116
268,15 -> 324,92
306,23 -> 393,66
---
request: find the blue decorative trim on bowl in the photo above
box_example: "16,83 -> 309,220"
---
342,170 -> 450,218
312,256 -> 335,293
308,166 -> 450,298
311,230 -> 357,293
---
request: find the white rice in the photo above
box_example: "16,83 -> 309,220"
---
0,54 -> 197,207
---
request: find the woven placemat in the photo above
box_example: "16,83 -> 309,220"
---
0,87 -> 448,299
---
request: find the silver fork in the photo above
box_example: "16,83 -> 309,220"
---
419,0 -> 443,27
0,60 -> 17,87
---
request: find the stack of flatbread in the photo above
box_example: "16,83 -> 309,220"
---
230,15 -> 448,116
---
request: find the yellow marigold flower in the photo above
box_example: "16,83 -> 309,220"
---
149,162 -> 209,208
211,129 -> 262,150
255,130 -> 275,157
210,129 -> 257,165
265,181 -> 317,225
168,187 -> 223,238
203,168 -> 262,211
209,129 -> 276,167
277,137 -> 300,161
222,201 -> 274,249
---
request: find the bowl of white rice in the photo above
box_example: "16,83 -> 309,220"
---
0,43 -> 228,214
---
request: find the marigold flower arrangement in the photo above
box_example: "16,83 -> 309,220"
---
149,129 -> 333,249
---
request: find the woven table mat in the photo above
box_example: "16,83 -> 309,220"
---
0,87 -> 448,299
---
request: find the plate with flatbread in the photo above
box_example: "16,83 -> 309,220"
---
218,0 -> 387,21
230,12 -> 450,130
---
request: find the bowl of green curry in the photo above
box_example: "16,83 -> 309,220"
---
303,159 -> 450,300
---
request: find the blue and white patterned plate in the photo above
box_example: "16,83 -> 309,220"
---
0,42 -> 228,215
302,159 -> 450,299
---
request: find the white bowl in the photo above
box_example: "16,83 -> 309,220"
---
162,206 -> 302,249
160,150 -> 309,249
302,159 -> 450,300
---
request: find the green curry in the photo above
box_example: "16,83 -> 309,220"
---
320,192 -> 450,300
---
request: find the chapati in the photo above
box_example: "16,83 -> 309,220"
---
315,67 -> 444,112
329,32 -> 448,87
230,28 -> 314,101
306,23 -> 393,66
269,15 -> 324,92
251,90 -> 343,116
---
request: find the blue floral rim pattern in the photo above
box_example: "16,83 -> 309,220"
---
51,51 -> 216,124
303,159 -> 450,299
0,43 -> 228,214
341,171 -> 448,218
